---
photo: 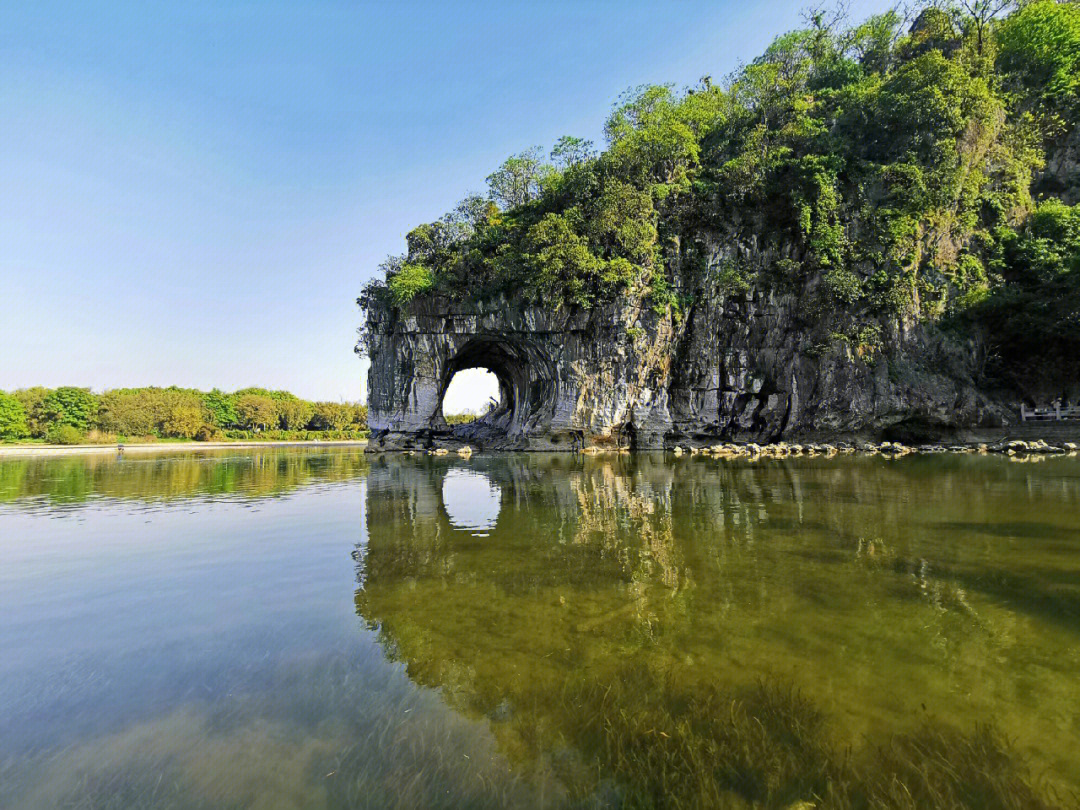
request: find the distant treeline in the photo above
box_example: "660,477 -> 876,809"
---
0,386 -> 368,444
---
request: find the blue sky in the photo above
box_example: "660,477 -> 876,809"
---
1,0 -> 891,405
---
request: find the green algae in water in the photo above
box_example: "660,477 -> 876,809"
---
1,449 -> 1079,808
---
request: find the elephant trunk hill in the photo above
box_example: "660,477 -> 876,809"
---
360,3 -> 1080,451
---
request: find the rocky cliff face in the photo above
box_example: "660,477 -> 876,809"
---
1038,124 -> 1080,205
363,294 -> 677,450
362,240 -> 1013,451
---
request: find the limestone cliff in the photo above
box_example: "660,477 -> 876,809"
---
1038,124 -> 1080,205
361,242 -> 1011,451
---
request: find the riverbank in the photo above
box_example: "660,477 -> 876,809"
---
367,424 -> 1080,455
0,439 -> 369,458
657,437 -> 1080,460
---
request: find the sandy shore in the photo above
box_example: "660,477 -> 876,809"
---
0,440 -> 369,458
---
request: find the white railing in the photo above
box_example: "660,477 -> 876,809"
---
1021,403 -> 1080,421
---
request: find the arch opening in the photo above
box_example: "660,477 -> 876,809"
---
442,367 -> 502,424
435,337 -> 556,446
434,336 -> 561,451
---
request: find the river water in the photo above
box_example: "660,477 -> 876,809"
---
1,448 -> 1078,808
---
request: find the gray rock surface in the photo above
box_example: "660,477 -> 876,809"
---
1038,124 -> 1080,205
361,241 -> 1015,451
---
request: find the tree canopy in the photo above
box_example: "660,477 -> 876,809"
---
0,392 -> 27,440
1,386 -> 368,443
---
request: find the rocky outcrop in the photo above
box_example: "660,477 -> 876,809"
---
1037,124 -> 1080,205
363,294 -> 677,450
361,240 -> 1014,451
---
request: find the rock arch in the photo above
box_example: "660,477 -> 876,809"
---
361,275 -> 1005,450
363,295 -> 678,450
436,337 -> 556,444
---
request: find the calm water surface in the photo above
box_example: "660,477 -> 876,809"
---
1,448 -> 1078,808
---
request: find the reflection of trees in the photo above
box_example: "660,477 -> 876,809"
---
355,454 -> 1080,805
0,449 -> 370,507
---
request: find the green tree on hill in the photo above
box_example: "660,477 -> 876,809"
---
486,147 -> 550,209
998,0 -> 1080,119
550,136 -> 596,170
388,262 -> 435,304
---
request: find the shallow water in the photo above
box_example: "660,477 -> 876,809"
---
1,449 -> 1078,808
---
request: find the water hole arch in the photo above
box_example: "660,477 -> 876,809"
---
435,338 -> 557,444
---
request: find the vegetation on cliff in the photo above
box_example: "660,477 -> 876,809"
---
363,0 -> 1080,398
0,386 -> 368,444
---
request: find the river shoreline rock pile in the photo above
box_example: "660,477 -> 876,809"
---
660,439 -> 1080,459
409,438 -> 1079,459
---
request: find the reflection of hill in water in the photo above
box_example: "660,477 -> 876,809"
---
0,448 -> 370,507
356,454 -> 1080,807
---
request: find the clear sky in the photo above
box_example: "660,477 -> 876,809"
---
1,0 -> 891,406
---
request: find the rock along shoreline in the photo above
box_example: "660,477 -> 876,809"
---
658,438 -> 1079,459
370,434 -> 1080,459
